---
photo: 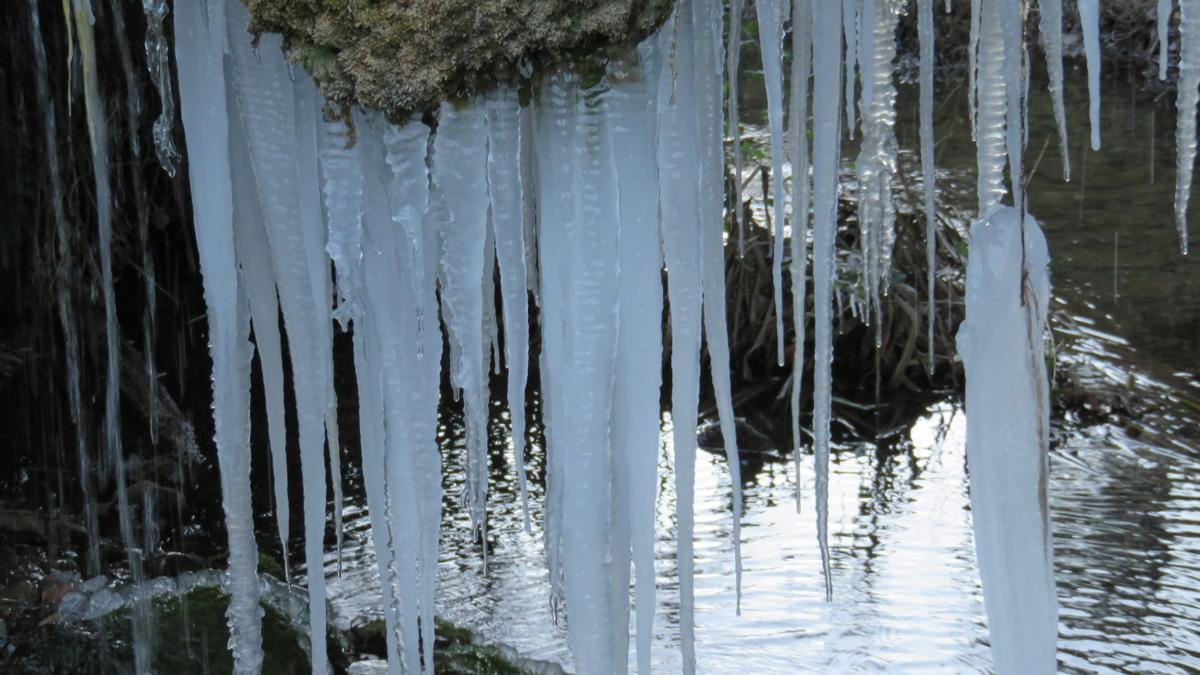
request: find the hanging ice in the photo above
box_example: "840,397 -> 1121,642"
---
1175,0 -> 1199,254
755,0 -> 789,365
843,0 -> 859,137
790,0 -> 812,510
810,0 -> 843,602
855,0 -> 902,342
1161,0 -> 1174,80
484,87 -> 533,531
956,206 -> 1058,674
728,0 -> 747,255
175,0 -> 263,670
1078,0 -> 1102,150
142,0 -> 180,175
975,0 -> 1009,214
225,4 -> 332,669
1038,0 -> 1072,180
608,45 -> 664,674
918,0 -> 937,374
432,99 -> 492,567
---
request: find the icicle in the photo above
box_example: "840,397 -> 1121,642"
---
1038,0 -> 1072,181
1175,0 -> 1199,254
231,109 -> 292,584
291,75 -> 345,578
175,0 -> 264,671
1078,0 -> 1102,150
657,8 -> 705,668
854,0 -> 901,345
843,0 -> 859,137
727,0 -> 746,256
432,99 -> 492,569
142,0 -> 180,175
956,206 -> 1057,673
482,222 -> 500,375
790,0 -> 812,512
609,43 -> 663,674
692,0 -> 744,613
810,0 -> 843,603
224,4 -> 330,669
382,117 -> 444,675
29,0 -> 101,577
968,0 -> 981,140
1161,0 -> 1174,80
919,0 -> 937,374
999,1 -> 1025,216
976,0 -> 1008,214
323,117 -> 367,330
755,0 -> 788,366
534,67 -> 623,674
484,87 -> 533,531
534,71 -> 575,613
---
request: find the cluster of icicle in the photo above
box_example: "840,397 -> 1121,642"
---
160,0 -> 1200,673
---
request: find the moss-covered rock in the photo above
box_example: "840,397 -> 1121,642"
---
242,0 -> 676,118
348,616 -> 522,674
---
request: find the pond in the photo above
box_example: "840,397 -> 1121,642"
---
313,70 -> 1200,673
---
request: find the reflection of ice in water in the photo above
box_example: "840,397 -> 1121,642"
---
324,404 -> 999,672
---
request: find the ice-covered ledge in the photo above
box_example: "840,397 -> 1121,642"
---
242,0 -> 676,119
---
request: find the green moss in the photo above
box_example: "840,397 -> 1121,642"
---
241,0 -> 676,119
95,586 -> 319,673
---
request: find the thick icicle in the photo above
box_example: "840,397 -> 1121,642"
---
175,0 -> 263,671
224,4 -> 330,669
657,8 -> 704,669
231,109 -> 292,584
755,0 -> 789,365
484,88 -> 533,531
142,0 -> 179,175
1161,0 -> 1174,80
609,45 -> 663,674
728,0 -> 746,255
790,0 -> 812,511
432,99 -> 492,568
1078,0 -> 1102,150
956,207 -> 1057,674
381,117 -> 444,675
843,0 -> 859,137
919,0 -> 937,374
810,0 -> 843,602
1175,0 -> 1199,254
535,68 -> 622,674
1038,0 -> 1072,180
692,0 -> 744,612
968,0 -> 981,140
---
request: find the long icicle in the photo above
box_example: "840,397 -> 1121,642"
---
810,0 -> 843,603
755,0 -> 789,366
789,0 -> 812,512
728,0 -> 747,257
1175,0 -> 1199,254
484,87 -> 533,532
693,0 -> 744,614
919,0 -> 937,375
657,7 -> 705,669
1039,0 -> 1072,180
225,4 -> 330,669
1161,0 -> 1174,80
1078,0 -> 1102,150
175,0 -> 264,670
842,0 -> 859,138
609,43 -> 664,674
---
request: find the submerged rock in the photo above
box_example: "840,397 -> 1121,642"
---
243,0 -> 675,118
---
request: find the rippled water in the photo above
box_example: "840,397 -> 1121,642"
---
318,72 -> 1200,673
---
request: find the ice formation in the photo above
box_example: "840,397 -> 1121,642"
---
138,0 -> 1200,671
956,207 -> 1057,674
